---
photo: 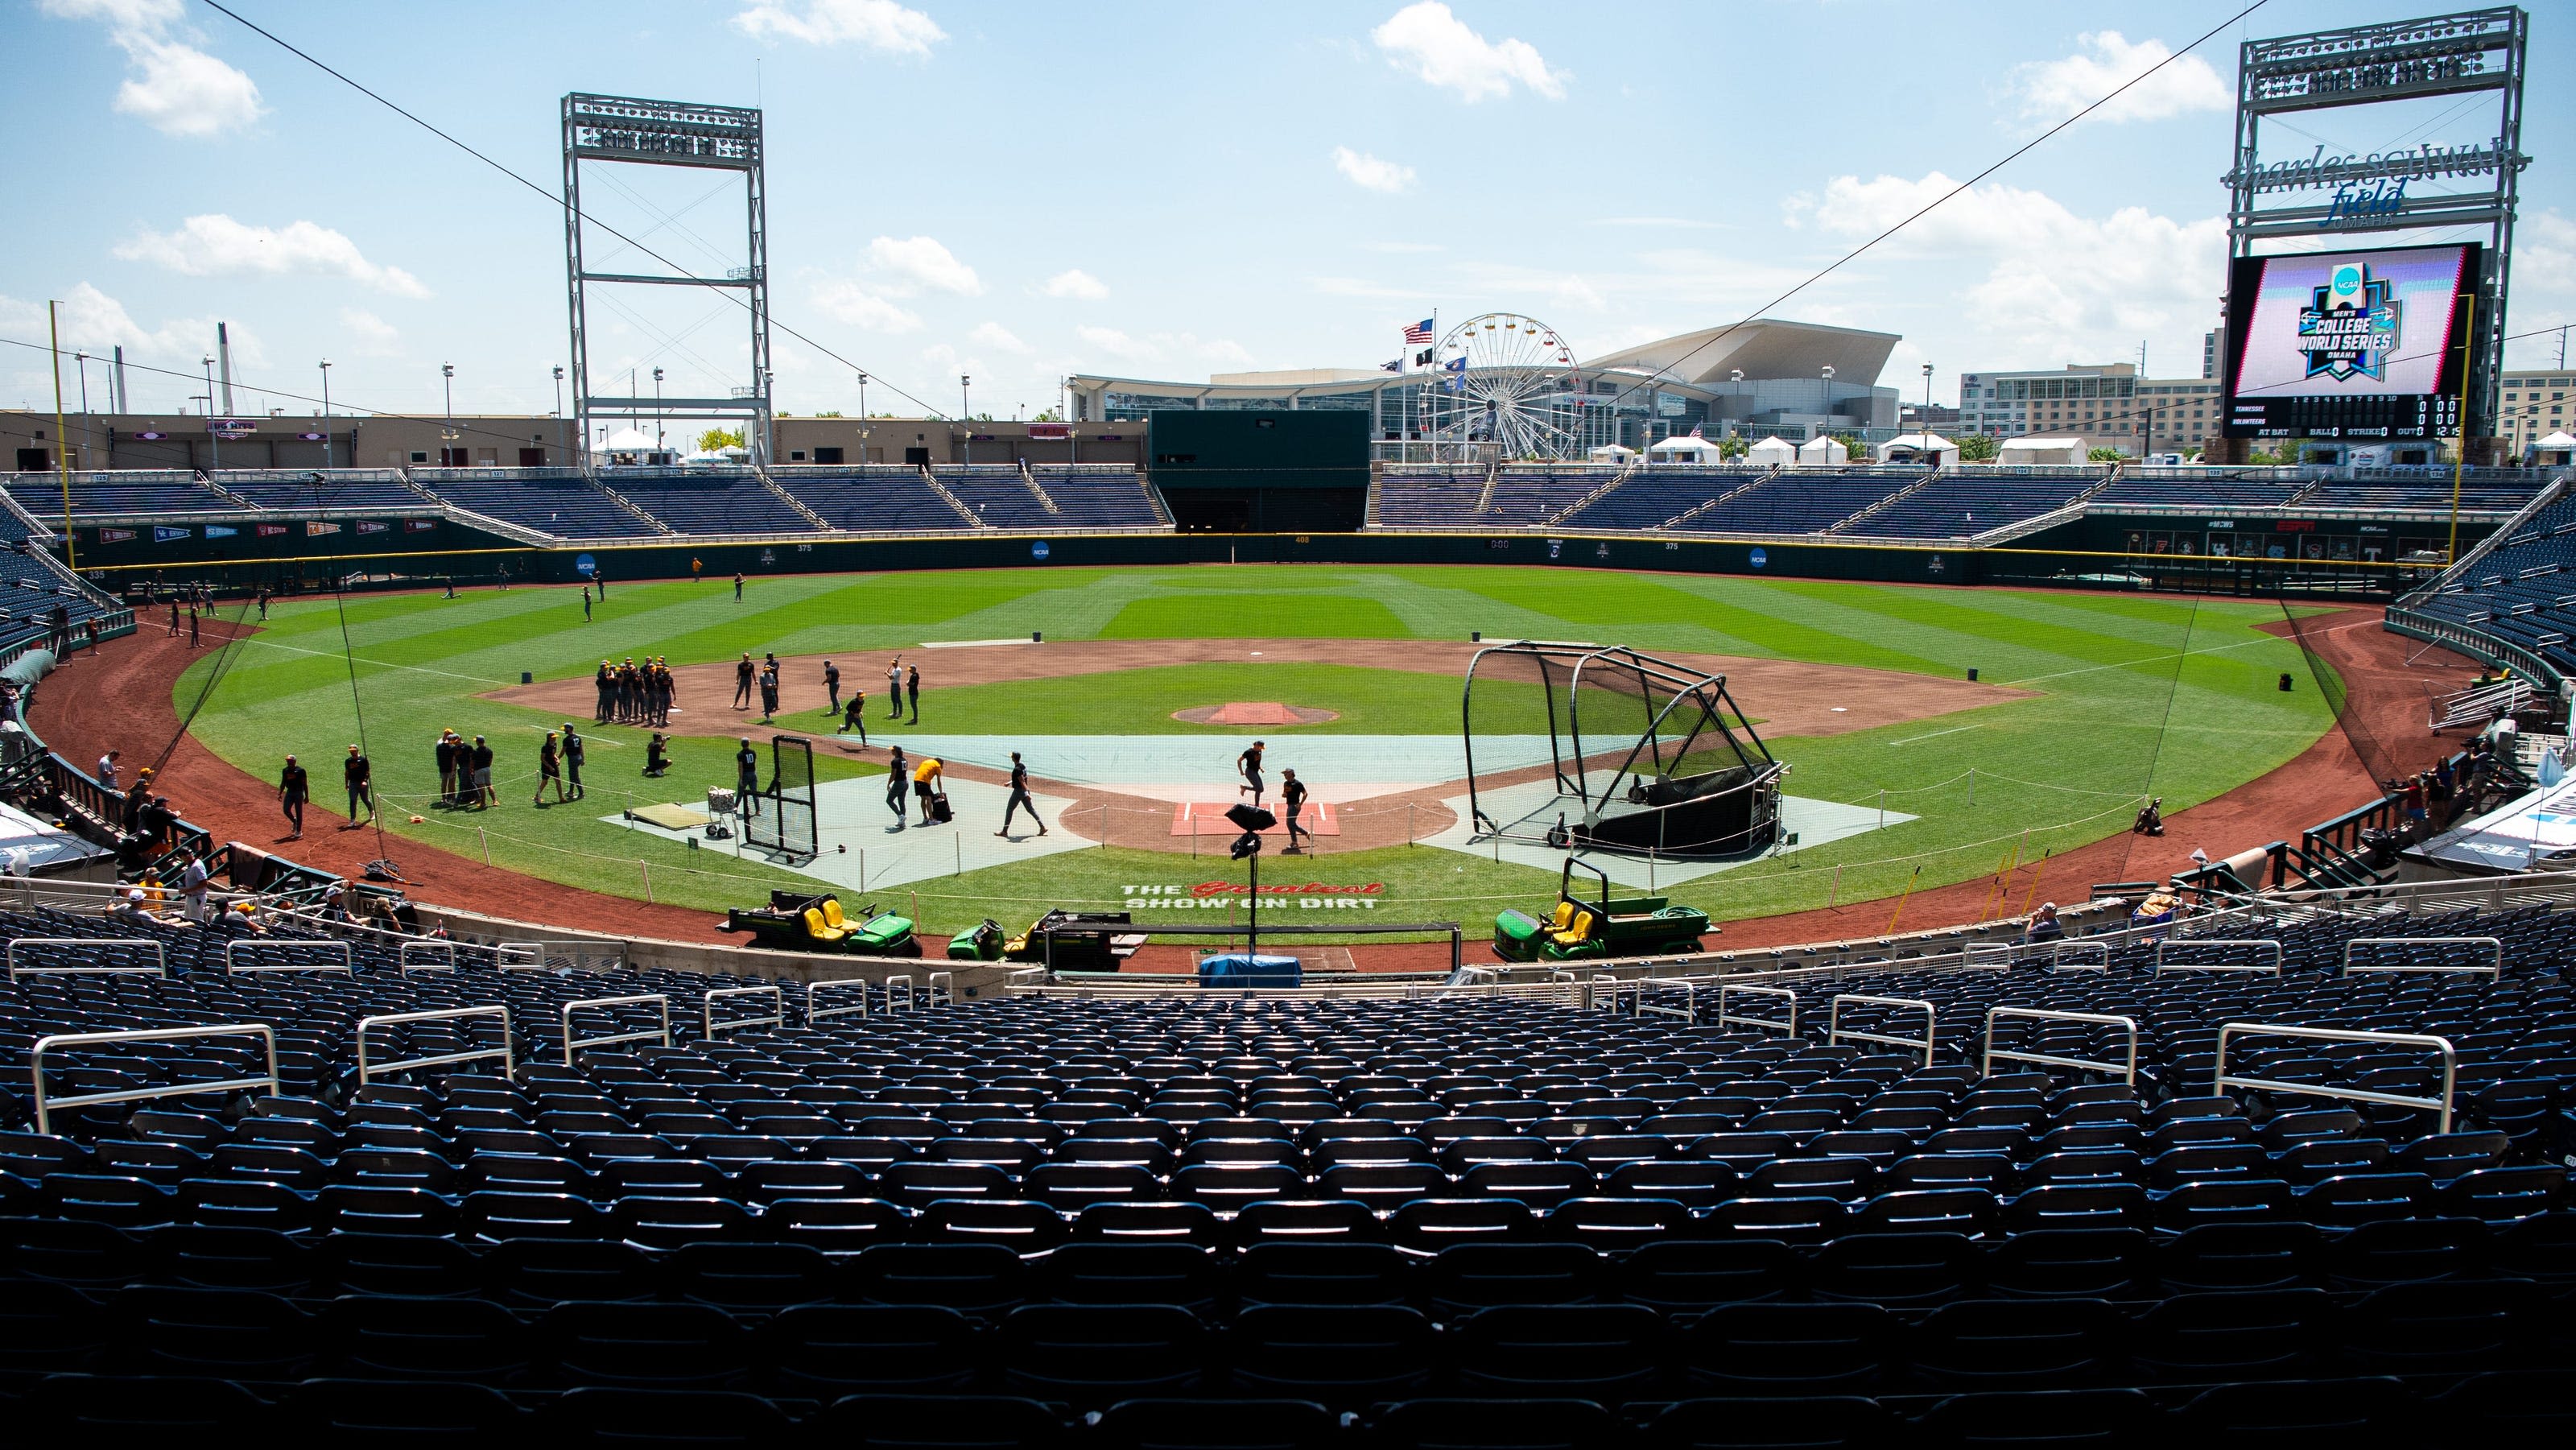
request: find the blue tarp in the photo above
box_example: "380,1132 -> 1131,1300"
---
1197,953 -> 1302,988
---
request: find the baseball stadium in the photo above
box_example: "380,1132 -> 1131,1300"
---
2,4 -> 2574,1443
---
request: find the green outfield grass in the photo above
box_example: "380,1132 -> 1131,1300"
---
173,565 -> 2339,936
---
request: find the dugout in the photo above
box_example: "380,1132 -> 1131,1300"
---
1147,410 -> 1369,532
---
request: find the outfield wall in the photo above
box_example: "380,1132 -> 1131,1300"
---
63,514 -> 2456,601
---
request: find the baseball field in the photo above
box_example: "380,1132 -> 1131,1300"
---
167,564 -> 2343,945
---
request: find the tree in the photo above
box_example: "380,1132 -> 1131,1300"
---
2087,445 -> 2126,463
1955,433 -> 1999,462
1718,436 -> 1748,461
812,410 -> 844,419
1831,432 -> 1868,461
1031,408 -> 1063,423
696,427 -> 745,452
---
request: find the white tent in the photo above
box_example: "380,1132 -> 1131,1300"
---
1795,435 -> 1849,467
2537,431 -> 2576,465
601,426 -> 654,451
1745,436 -> 1797,467
1875,432 -> 1958,466
1587,444 -> 1639,462
1997,436 -> 2087,466
1646,435 -> 1726,465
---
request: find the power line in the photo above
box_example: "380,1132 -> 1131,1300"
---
193,0 -> 952,421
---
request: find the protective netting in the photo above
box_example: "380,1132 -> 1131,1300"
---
749,734 -> 818,860
2273,593 -> 2419,795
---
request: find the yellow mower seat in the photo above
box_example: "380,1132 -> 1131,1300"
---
820,899 -> 850,930
1549,909 -> 1596,948
802,907 -> 850,944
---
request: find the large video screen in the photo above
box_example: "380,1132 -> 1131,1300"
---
2221,242 -> 2478,440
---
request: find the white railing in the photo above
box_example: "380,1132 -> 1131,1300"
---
1983,1007 -> 2140,1084
702,984 -> 785,1038
927,971 -> 956,1007
2050,941 -> 2112,972
33,1022 -> 277,1133
225,939 -> 353,974
1635,981 -> 1698,1021
806,977 -> 871,1022
2340,936 -> 2504,976
2154,937 -> 2283,973
884,974 -> 915,1013
398,941 -> 458,974
7,936 -> 167,977
559,993 -> 671,1064
1828,994 -> 1937,1065
357,1006 -> 512,1083
1963,942 -> 2014,971
2214,1022 -> 2458,1133
1716,982 -> 1799,1035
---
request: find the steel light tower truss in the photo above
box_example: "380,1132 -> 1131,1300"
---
2222,9 -> 2529,438
563,93 -> 771,469
1425,312 -> 1584,463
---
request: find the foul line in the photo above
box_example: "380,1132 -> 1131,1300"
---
233,634 -> 509,685
1999,632 -> 2292,687
1892,724 -> 1984,746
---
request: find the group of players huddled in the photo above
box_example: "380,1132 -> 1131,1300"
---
592,657 -> 677,728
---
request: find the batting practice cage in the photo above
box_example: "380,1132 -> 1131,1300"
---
746,734 -> 819,861
1462,641 -> 1785,858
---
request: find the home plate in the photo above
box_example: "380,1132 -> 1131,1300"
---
1172,800 -> 1341,836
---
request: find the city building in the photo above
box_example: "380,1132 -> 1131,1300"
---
2503,372 -> 2573,458
1955,362 -> 2222,457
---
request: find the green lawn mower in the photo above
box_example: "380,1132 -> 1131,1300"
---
724,890 -> 921,956
1493,858 -> 1710,963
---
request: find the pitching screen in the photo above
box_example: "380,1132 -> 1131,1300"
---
2220,242 -> 2477,440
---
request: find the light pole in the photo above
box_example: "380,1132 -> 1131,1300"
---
1922,361 -> 1934,461
551,365 -> 564,417
73,350 -> 91,469
960,374 -> 972,464
319,360 -> 332,469
856,370 -> 868,419
440,362 -> 456,467
652,367 -> 665,455
204,354 -> 219,471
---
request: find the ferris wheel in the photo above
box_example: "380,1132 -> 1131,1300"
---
1424,312 -> 1584,462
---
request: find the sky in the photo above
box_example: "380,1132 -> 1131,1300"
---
2,0 -> 2570,430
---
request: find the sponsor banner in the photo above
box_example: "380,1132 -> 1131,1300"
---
256,523 -> 289,538
403,518 -> 436,532
1119,881 -> 1384,911
204,525 -> 237,539
153,526 -> 190,543
99,527 -> 135,543
305,521 -> 341,537
356,520 -> 389,534
1027,423 -> 1070,440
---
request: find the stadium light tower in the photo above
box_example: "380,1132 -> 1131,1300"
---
203,354 -> 218,469
960,374 -> 972,464
551,365 -> 564,417
319,360 -> 332,469
856,370 -> 868,419
653,367 -> 665,452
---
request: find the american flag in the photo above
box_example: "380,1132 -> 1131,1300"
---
1402,318 -> 1435,345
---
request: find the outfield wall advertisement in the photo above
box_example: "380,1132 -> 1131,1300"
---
2222,242 -> 2478,441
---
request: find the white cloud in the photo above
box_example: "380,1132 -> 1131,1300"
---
969,321 -> 1031,354
1332,146 -> 1418,194
1075,326 -> 1253,371
114,214 -> 430,297
1372,2 -> 1563,102
1307,276 -> 1428,300
2514,210 -> 2575,295
730,0 -> 945,56
337,308 -> 401,357
41,0 -> 264,137
1038,268 -> 1108,300
1786,169 -> 2226,361
1364,242 -> 1444,254
865,235 -> 981,295
811,279 -> 921,333
2013,31 -> 2230,126
0,280 -> 265,369
1586,217 -> 1732,231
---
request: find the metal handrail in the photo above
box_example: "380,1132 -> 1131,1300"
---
2214,1022 -> 2458,1133
1717,982 -> 1798,1035
1962,942 -> 2014,971
225,938 -> 354,974
357,1006 -> 512,1083
926,971 -> 955,1007
8,936 -> 167,977
1636,981 -> 1697,1021
703,984 -> 784,1039
2050,941 -> 2111,973
1000,967 -> 1046,994
33,1022 -> 278,1133
1828,994 -> 1938,1066
399,941 -> 458,974
1984,1007 -> 2140,1084
885,975 -> 915,1013
2341,936 -> 2504,976
806,977 -> 870,1022
559,993 -> 671,1065
2154,937 -> 2283,973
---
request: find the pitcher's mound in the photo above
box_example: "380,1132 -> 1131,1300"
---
1172,702 -> 1340,725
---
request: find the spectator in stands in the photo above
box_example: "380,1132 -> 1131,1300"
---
733,653 -> 755,710
2403,773 -> 2429,827
2025,901 -> 2064,944
997,751 -> 1045,837
823,659 -> 840,717
533,732 -> 566,806
2132,796 -> 2164,836
643,733 -> 670,777
343,744 -> 375,826
96,750 -> 118,791
843,689 -> 868,746
143,795 -> 173,851
109,886 -> 159,927
278,754 -> 309,840
563,724 -> 585,801
469,735 -> 495,808
885,746 -> 910,827
907,663 -> 923,724
179,850 -> 210,923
